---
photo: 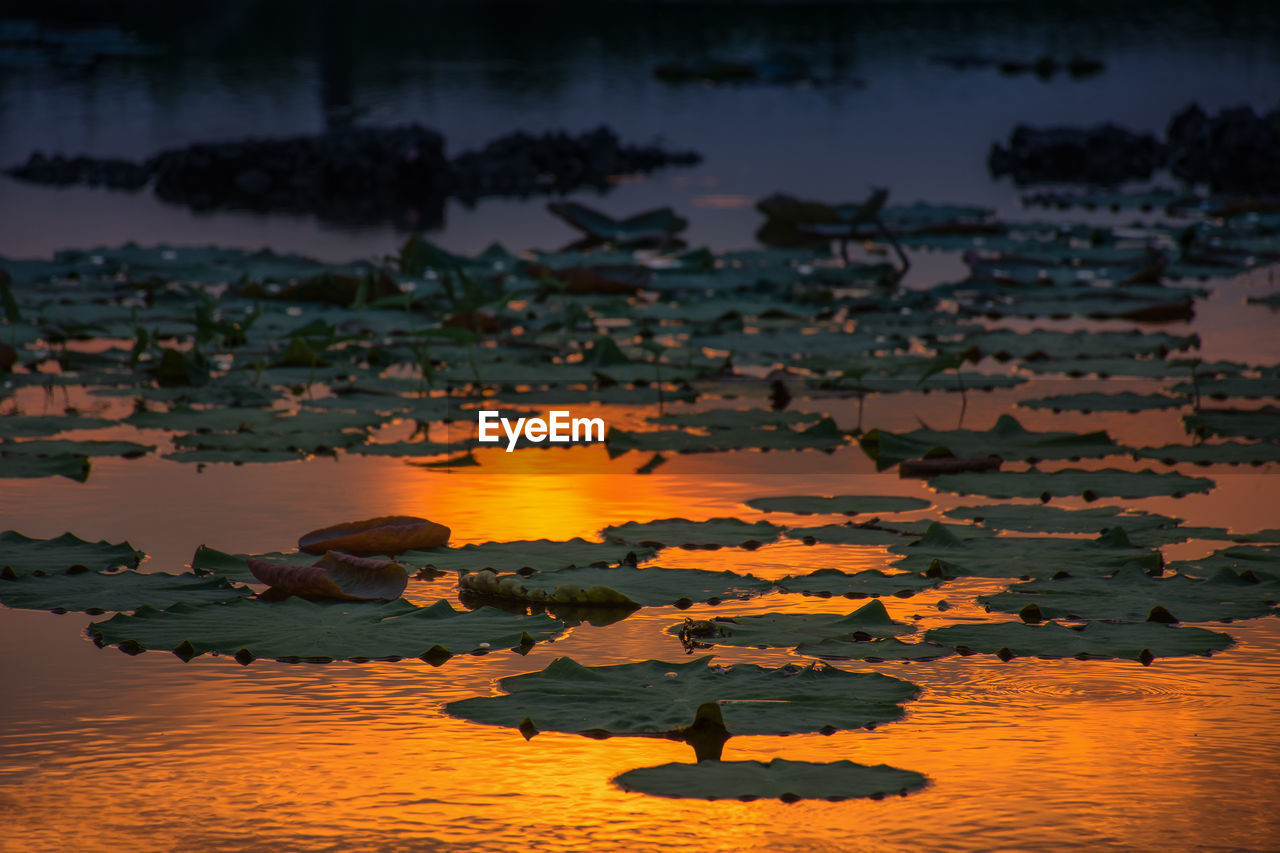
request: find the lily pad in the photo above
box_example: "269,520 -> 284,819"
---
0,413 -> 116,438
776,568 -> 939,598
1184,407 -> 1280,440
612,758 -> 927,802
929,467 -> 1214,500
924,620 -> 1234,662
1167,545 -> 1280,581
795,637 -> 955,662
445,655 -> 919,737
672,600 -> 915,650
859,415 -> 1117,471
89,597 -> 564,663
402,538 -> 654,573
247,551 -> 408,601
745,495 -> 930,515
0,570 -> 246,613
0,531 -> 143,578
190,545 -> 296,584
0,451 -> 91,481
0,439 -> 155,458
605,417 -> 849,457
602,518 -> 782,549
1132,442 -> 1280,466
1017,392 -> 1185,413
460,564 -> 772,608
782,523 -> 917,546
890,524 -> 1161,578
980,566 -> 1280,623
647,409 -> 828,429
944,504 -> 1183,536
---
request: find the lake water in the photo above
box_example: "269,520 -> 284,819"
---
2,3 -> 1279,851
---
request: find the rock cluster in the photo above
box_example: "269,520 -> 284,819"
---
5,124 -> 700,229
989,102 -> 1280,191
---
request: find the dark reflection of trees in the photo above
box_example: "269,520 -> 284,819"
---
10,0 -> 1279,92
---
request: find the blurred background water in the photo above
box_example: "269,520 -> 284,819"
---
1,0 -> 1278,258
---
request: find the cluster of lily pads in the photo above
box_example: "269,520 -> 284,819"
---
2,192 -> 1279,801
3,489 -> 1277,800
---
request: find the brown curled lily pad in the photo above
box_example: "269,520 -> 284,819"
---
613,758 -> 928,802
298,515 -> 451,557
247,551 -> 408,601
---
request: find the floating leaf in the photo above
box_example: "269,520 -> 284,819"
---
1167,545 -> 1280,581
890,524 -> 1161,578
613,758 -> 927,801
745,495 -> 930,515
602,518 -> 782,549
929,467 -> 1214,500
782,523 -> 917,546
298,515 -> 451,557
402,538 -> 653,573
191,545 -> 298,584
646,409 -> 828,429
445,655 -> 919,737
1184,407 -> 1280,440
605,417 -> 849,456
460,564 -> 772,608
1132,442 -> 1280,466
0,451 -> 91,481
859,415 -> 1117,470
0,570 -> 246,613
980,566 -> 1280,623
776,568 -> 938,598
0,414 -> 115,439
795,637 -> 955,662
1017,392 -> 1185,413
672,600 -> 915,650
925,620 -> 1233,662
247,551 -> 408,601
0,531 -> 142,578
90,597 -> 563,663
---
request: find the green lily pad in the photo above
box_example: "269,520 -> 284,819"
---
1184,407 -> 1280,440
1173,377 -> 1280,400
612,758 -> 928,801
1167,545 -> 1280,581
980,566 -> 1280,623
782,523 -> 917,545
445,655 -> 919,737
952,329 -> 1199,361
890,524 -> 1161,578
0,570 -> 247,613
859,415 -> 1117,471
400,538 -> 655,573
602,518 -> 782,549
795,637 -> 955,662
0,439 -> 155,458
190,545 -> 295,584
745,495 -> 930,515
0,531 -> 143,577
1132,442 -> 1280,466
924,620 -> 1234,662
605,416 -> 849,456
929,467 -> 1214,500
776,568 -> 939,598
1017,392 -> 1185,413
646,409 -> 828,429
89,597 -> 564,663
1019,357 -> 1241,380
0,413 -> 116,438
0,451 -> 91,480
460,564 -> 772,608
944,504 -> 1183,536
671,600 -> 915,650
